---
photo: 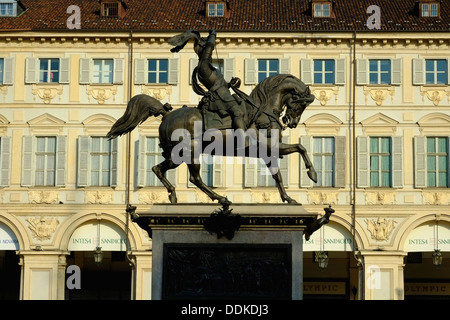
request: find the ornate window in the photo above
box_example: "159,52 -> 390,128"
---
425,59 -> 448,85
22,135 -> 67,187
77,136 -> 118,187
369,60 -> 391,85
426,137 -> 449,187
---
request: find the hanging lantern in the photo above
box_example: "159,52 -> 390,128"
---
94,246 -> 103,265
316,251 -> 329,270
432,249 -> 442,268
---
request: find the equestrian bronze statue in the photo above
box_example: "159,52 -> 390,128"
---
107,30 -> 317,208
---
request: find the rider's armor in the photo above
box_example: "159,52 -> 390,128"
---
195,31 -> 247,131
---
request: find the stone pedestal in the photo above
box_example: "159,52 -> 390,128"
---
132,203 -> 320,300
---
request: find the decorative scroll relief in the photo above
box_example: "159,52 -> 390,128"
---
420,87 -> 450,106
141,85 -> 172,101
365,217 -> 397,241
251,191 -> 279,204
311,87 -> 339,106
422,191 -> 450,205
363,86 -> 395,106
26,217 -> 59,241
139,190 -> 167,204
307,191 -> 339,205
0,86 -> 8,102
28,190 -> 59,204
86,85 -> 117,104
32,84 -> 63,104
85,190 -> 113,204
364,191 -> 396,205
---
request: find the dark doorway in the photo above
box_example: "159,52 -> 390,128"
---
65,251 -> 132,300
0,250 -> 21,300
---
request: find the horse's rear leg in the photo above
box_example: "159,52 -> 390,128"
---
187,163 -> 232,208
152,159 -> 179,203
267,163 -> 297,204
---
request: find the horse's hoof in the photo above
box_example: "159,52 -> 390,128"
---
308,170 -> 318,183
169,193 -> 178,204
285,198 -> 298,204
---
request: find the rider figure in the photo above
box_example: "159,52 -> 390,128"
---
194,30 -> 247,132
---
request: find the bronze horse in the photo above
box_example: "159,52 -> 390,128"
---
107,74 -> 317,207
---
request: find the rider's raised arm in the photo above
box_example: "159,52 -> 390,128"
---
198,30 -> 217,76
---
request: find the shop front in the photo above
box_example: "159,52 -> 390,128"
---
0,222 -> 20,299
403,220 -> 450,300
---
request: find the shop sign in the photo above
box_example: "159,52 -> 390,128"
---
303,223 -> 353,252
404,222 -> 450,252
405,283 -> 450,296
0,223 -> 19,250
303,282 -> 346,295
68,221 -> 127,251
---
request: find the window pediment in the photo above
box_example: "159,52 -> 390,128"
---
27,113 -> 65,134
360,113 -> 398,135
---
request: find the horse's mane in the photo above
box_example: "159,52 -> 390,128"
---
249,74 -> 300,112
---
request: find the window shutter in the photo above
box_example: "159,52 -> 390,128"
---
412,59 -> 425,85
113,58 -> 124,84
356,59 -> 369,85
447,137 -> 450,186
334,136 -> 346,188
134,58 -> 146,85
280,58 -> 290,75
110,138 -> 118,187
299,136 -> 313,187
137,136 -> 146,187
448,59 -> 450,85
21,136 -> 34,186
79,58 -> 91,84
300,59 -> 313,85
77,136 -> 90,187
212,156 -> 223,187
59,58 -> 70,84
244,157 -> 258,187
391,58 -> 402,85
3,58 -> 14,85
168,58 -> 179,85
335,58 -> 346,85
25,57 -> 39,84
55,136 -> 67,187
0,137 -> 11,187
413,136 -> 426,188
189,58 -> 197,85
244,58 -> 257,85
357,136 -> 370,188
391,136 -> 403,188
223,58 -> 234,82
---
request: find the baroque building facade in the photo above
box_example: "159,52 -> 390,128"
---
0,0 -> 449,300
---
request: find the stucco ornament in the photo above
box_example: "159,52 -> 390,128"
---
27,217 -> 59,241
365,217 -> 396,241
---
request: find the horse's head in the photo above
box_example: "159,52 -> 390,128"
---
282,86 -> 315,128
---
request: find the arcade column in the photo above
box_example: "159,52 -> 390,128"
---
19,251 -> 67,300
362,250 -> 407,300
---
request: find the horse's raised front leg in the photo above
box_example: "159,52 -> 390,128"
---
187,163 -> 232,208
279,142 -> 317,183
152,159 -> 180,203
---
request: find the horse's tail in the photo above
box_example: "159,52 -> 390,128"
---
107,94 -> 172,139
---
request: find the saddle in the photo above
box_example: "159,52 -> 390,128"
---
201,107 -> 233,131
